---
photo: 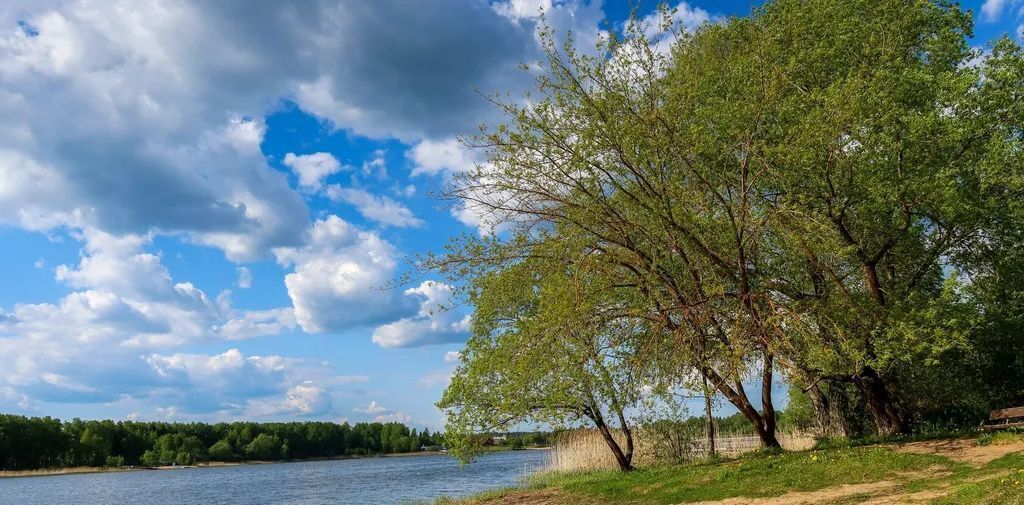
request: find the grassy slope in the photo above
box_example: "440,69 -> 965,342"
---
442,438 -> 1024,504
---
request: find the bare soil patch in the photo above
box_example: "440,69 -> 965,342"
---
895,437 -> 1024,466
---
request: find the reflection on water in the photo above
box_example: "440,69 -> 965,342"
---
0,449 -> 549,505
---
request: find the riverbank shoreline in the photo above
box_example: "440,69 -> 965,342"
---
0,452 -> 443,479
0,447 -> 550,479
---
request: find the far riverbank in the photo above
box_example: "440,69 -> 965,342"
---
0,447 -> 550,479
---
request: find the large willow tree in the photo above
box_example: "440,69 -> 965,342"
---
432,0 -> 1024,448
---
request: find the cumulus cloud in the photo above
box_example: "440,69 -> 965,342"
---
0,2 -> 311,259
406,138 -> 508,235
325,186 -> 424,228
0,230 -> 300,411
444,350 -> 462,362
371,281 -> 471,348
409,138 -> 479,176
0,0 -> 604,262
216,307 -> 297,341
493,0 -> 554,21
274,215 -> 420,333
0,0 -> 625,418
146,348 -> 366,416
352,400 -> 414,424
283,152 -> 344,192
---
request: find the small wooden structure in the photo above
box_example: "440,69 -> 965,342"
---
981,406 -> 1024,431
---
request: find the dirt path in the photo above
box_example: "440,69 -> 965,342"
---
894,437 -> 1024,466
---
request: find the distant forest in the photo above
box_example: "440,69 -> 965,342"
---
0,414 -> 446,471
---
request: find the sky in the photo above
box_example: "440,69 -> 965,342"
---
0,0 -> 1020,431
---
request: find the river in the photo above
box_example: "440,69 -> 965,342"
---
0,449 -> 549,505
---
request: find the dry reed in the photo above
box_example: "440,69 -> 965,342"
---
546,428 -> 815,472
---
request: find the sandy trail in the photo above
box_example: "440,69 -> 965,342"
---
894,437 -> 1024,466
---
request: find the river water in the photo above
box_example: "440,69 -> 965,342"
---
0,449 -> 549,505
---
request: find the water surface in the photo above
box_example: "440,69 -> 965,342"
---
0,449 -> 549,505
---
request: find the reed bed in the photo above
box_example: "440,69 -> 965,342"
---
546,428 -> 815,472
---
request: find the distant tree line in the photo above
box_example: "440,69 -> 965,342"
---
481,431 -> 553,450
0,414 -> 444,471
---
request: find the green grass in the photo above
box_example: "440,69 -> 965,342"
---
933,452 -> 1024,505
976,430 -> 1024,447
439,439 -> 1024,505
429,488 -> 520,504
527,447 -> 962,504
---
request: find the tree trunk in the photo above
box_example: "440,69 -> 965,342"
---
808,382 -> 851,438
760,351 -> 778,444
586,408 -> 633,471
704,378 -> 716,457
856,366 -> 907,436
700,366 -> 781,449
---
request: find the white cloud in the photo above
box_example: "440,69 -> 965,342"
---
493,0 -> 553,21
0,0 -> 568,262
354,400 -> 388,414
145,348 -> 363,416
0,3 -> 311,259
325,186 -> 424,228
0,230 -> 304,410
247,381 -> 332,417
371,281 -> 471,348
639,2 -> 713,39
274,215 -> 419,333
981,0 -> 1017,21
351,400 -> 414,424
236,266 -> 253,289
216,307 -> 296,341
443,350 -> 462,362
374,411 -> 413,424
283,152 -> 344,192
361,149 -> 388,180
409,138 -> 478,177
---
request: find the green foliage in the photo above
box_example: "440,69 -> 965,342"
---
207,439 -> 235,461
244,433 -> 281,461
782,387 -> 816,433
438,255 -> 648,467
427,0 -> 1024,446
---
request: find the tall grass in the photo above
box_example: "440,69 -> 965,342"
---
546,428 -> 815,472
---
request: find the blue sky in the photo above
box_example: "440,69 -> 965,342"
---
0,0 -> 1020,430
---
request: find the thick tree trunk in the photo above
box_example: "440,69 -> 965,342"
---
808,382 -> 851,438
856,366 -> 907,436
